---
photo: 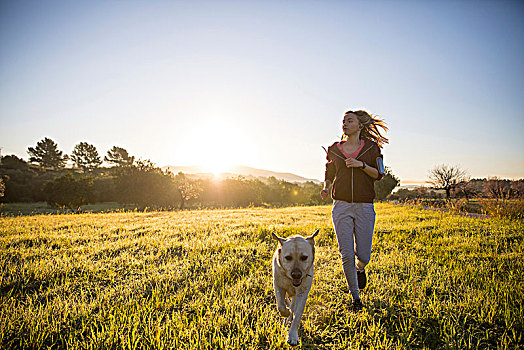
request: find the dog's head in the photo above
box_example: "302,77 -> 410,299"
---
272,229 -> 319,287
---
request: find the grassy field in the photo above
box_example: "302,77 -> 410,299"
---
0,202 -> 136,216
1,203 -> 523,349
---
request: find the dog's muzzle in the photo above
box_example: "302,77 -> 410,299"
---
291,269 -> 302,287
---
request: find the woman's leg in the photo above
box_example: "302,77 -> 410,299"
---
354,203 -> 376,272
332,200 -> 360,300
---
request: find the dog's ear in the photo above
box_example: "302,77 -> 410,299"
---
272,232 -> 286,245
276,247 -> 283,267
306,229 -> 320,245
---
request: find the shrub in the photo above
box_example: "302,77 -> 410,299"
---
446,198 -> 469,212
42,173 -> 94,210
480,199 -> 524,220
375,167 -> 400,200
114,160 -> 178,209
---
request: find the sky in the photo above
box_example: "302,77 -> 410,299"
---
1,0 -> 523,183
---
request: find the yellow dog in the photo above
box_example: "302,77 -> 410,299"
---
272,229 -> 319,346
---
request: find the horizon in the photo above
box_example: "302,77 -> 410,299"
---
2,148 -> 521,186
1,1 -> 523,183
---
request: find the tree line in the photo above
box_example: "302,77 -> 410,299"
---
388,164 -> 524,201
0,137 -> 400,210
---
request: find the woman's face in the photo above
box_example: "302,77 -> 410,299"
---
342,113 -> 361,136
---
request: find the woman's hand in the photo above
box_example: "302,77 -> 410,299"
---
345,157 -> 364,168
320,189 -> 329,200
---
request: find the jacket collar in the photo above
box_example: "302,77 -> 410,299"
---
332,138 -> 374,160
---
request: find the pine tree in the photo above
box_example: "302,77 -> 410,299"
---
27,137 -> 68,170
71,142 -> 102,172
104,146 -> 134,167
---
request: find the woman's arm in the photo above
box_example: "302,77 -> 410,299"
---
362,163 -> 379,179
320,180 -> 331,200
322,146 -> 336,200
344,158 -> 379,179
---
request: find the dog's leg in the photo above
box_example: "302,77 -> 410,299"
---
287,295 -> 297,324
274,287 -> 290,318
283,295 -> 294,326
287,291 -> 309,346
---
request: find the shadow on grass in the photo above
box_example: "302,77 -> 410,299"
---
296,294 -> 519,349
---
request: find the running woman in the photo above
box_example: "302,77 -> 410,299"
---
320,109 -> 388,311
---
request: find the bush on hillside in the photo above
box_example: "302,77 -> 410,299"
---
480,199 -> 524,220
114,160 -> 178,209
42,173 -> 94,210
375,167 -> 399,200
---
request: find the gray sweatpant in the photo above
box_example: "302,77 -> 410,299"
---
331,200 -> 376,300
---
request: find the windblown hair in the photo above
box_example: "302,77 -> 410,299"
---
344,110 -> 389,148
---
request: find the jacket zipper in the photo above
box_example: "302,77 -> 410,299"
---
351,167 -> 354,203
352,145 -> 372,203
333,143 -> 373,204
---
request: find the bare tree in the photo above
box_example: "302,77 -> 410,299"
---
454,180 -> 481,200
511,180 -> 524,199
484,177 -> 514,200
428,164 -> 468,200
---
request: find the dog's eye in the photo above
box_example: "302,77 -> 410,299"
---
300,255 -> 308,261
285,255 -> 292,261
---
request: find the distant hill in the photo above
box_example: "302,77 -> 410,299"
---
161,165 -> 321,184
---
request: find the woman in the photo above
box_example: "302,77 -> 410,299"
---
320,110 -> 388,311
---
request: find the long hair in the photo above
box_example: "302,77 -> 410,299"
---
343,110 -> 389,148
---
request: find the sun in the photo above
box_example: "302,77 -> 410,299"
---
204,156 -> 234,177
187,118 -> 253,177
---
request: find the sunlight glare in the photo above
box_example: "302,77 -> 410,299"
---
185,117 -> 255,177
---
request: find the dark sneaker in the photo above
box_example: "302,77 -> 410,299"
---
357,270 -> 367,290
352,298 -> 363,312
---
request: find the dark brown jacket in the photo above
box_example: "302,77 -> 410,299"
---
324,139 -> 383,203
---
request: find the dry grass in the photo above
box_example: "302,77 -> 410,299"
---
1,203 -> 523,349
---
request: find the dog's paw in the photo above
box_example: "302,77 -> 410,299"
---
278,306 -> 291,318
287,333 -> 300,347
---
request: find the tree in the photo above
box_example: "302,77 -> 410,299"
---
0,155 -> 28,170
388,188 -> 419,201
484,178 -> 514,200
264,177 -> 289,205
71,142 -> 102,172
27,137 -> 68,170
455,179 -> 482,199
374,167 -> 400,200
173,172 -> 201,209
114,159 -> 178,209
105,146 -> 134,167
511,180 -> 524,199
42,173 -> 94,210
428,164 -> 468,200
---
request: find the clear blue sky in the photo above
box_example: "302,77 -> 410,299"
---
1,0 -> 523,183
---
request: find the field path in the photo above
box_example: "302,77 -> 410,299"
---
418,205 -> 490,219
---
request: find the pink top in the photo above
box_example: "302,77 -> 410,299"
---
337,140 -> 364,159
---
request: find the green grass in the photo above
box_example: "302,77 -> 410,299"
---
1,203 -> 522,349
